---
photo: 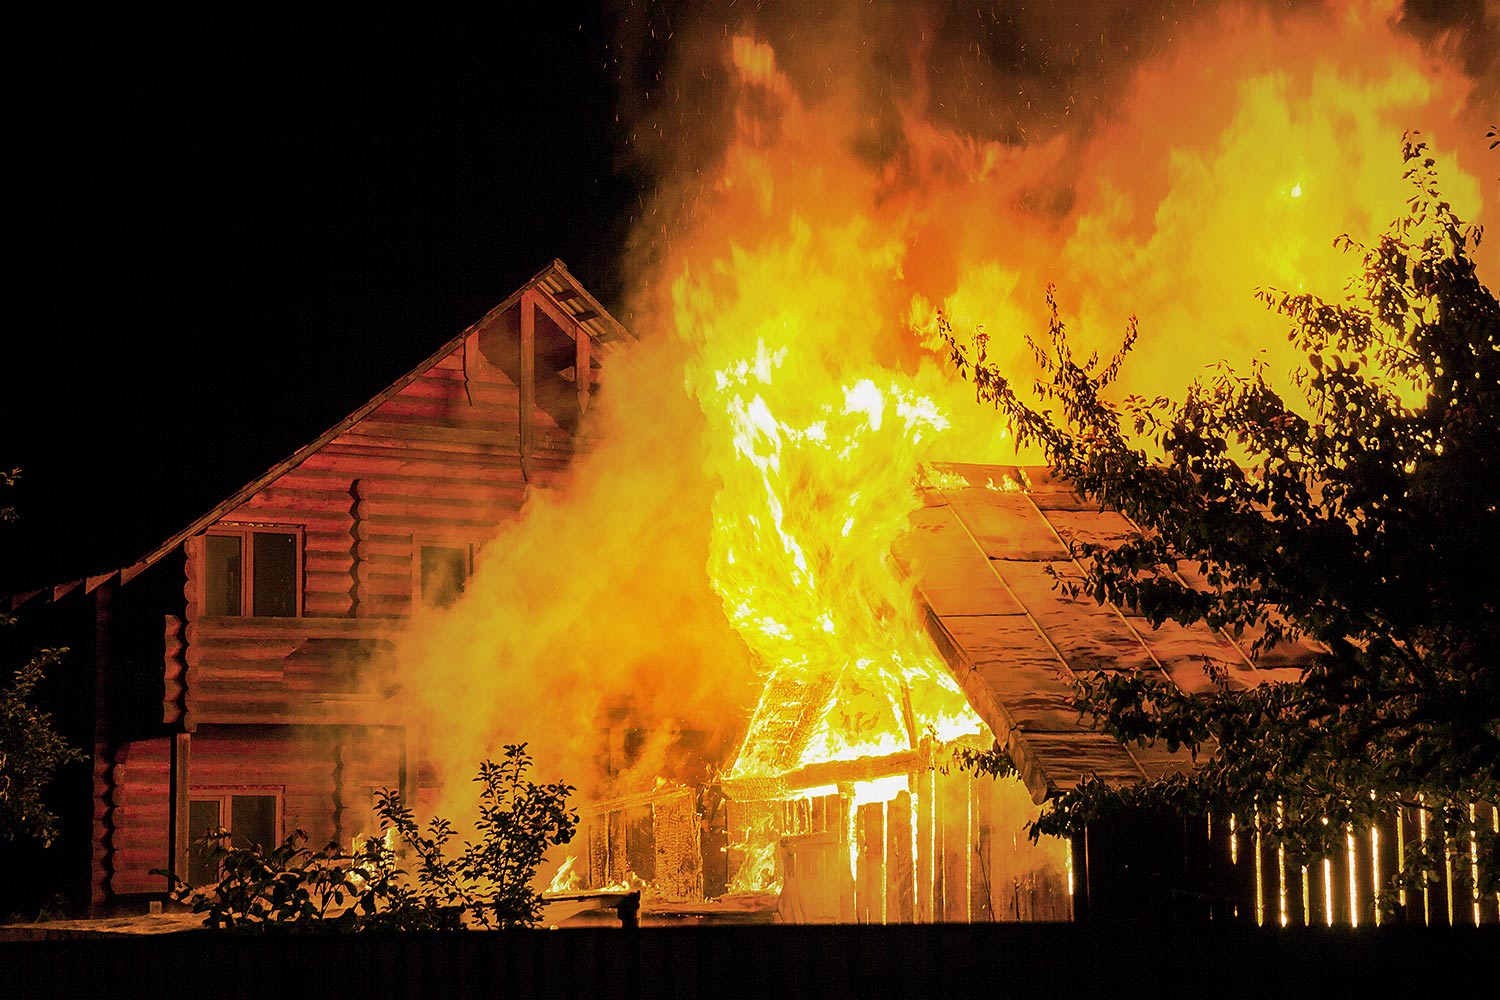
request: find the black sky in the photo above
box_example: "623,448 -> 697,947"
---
3,6 -> 640,591
4,1 -> 1493,594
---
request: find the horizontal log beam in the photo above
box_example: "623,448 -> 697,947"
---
722,747 -> 930,802
191,616 -> 403,640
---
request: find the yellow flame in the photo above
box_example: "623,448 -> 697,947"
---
546,855 -> 581,895
676,229 -> 984,775
385,1 -> 1490,886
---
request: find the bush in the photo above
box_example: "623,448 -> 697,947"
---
158,743 -> 576,931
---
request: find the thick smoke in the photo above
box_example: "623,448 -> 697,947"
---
386,329 -> 760,820
614,0 -> 1493,412
381,0 -> 1494,833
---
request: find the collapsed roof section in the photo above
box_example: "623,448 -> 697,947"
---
901,462 -> 1314,804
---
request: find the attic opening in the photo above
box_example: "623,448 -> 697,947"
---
474,285 -> 604,440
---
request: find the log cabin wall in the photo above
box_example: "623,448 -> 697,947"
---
98,276 -> 617,904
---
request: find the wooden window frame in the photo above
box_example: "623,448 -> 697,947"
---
188,786 -> 285,846
200,523 -> 305,618
412,536 -> 477,611
186,786 -> 285,885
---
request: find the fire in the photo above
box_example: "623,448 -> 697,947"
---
660,2 -> 1491,773
385,0 -> 1492,915
546,855 -> 581,895
630,1 -> 1490,900
685,328 -> 983,773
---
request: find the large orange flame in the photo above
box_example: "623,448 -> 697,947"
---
386,1 -> 1492,894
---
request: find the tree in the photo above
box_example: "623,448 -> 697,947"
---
944,136 -> 1499,905
0,469 -> 84,848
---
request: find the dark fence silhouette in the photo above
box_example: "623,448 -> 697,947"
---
3,923 -> 1495,1000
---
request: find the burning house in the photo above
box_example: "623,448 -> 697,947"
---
11,255 -> 1304,924
561,460 -> 1320,925
10,2 -> 1494,929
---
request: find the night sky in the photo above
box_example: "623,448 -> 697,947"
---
5,2 -> 1494,594
3,6 -> 641,592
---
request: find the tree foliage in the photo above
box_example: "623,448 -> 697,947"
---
160,743 -> 577,931
368,743 -> 580,930
945,136 -> 1499,901
0,468 -> 85,848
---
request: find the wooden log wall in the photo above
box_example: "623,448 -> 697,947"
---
177,329 -> 579,723
109,724 -> 406,894
105,307 -> 596,906
107,737 -> 172,896
186,725 -> 347,849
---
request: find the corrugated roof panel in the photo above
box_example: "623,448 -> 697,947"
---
937,613 -> 1068,675
1038,508 -> 1138,552
944,488 -> 1070,561
1123,618 -> 1249,694
975,661 -> 1081,731
1231,620 -> 1326,672
909,462 -> 1318,801
935,613 -> 1078,734
989,559 -> 1158,675
1126,740 -> 1203,781
898,506 -> 1025,617
1027,489 -> 1104,512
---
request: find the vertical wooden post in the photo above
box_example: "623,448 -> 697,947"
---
971,774 -> 993,922
169,732 -> 192,886
91,581 -> 115,915
575,326 -> 591,421
519,290 -> 536,481
913,769 -> 929,923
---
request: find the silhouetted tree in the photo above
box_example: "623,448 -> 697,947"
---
947,136 -> 1499,903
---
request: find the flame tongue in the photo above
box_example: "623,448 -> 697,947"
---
680,278 -> 981,775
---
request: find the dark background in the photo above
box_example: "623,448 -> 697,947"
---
5,1 -> 1492,594
2,6 -> 643,592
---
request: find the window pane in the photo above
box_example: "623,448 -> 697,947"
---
420,545 -> 468,609
231,795 -> 277,852
187,799 -> 223,886
204,535 -> 242,616
252,531 -> 298,617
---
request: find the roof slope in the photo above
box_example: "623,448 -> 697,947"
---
10,259 -> 631,610
900,462 -> 1313,804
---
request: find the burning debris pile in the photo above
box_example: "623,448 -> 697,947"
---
383,1 -> 1493,923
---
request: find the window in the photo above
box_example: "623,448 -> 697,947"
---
202,526 -> 301,617
186,791 -> 281,886
417,542 -> 471,609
